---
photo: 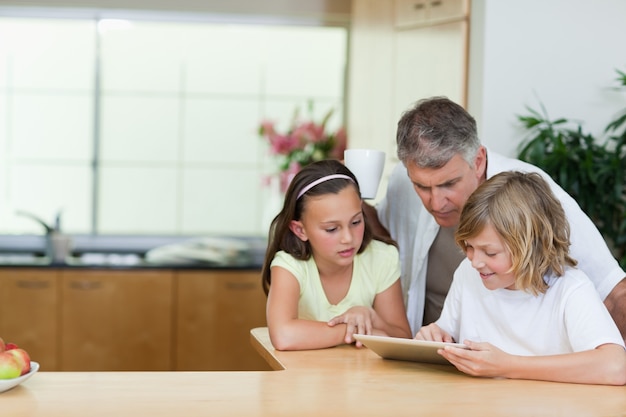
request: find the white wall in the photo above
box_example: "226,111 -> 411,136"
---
468,0 -> 626,157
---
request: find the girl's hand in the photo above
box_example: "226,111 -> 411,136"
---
439,340 -> 509,378
327,306 -> 377,346
414,323 -> 455,343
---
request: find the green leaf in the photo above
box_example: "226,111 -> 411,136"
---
515,92 -> 626,267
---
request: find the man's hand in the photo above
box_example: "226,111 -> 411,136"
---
605,277 -> 626,342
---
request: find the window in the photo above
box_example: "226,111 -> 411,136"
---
0,15 -> 347,237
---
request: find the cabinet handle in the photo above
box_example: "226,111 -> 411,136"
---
16,280 -> 50,289
225,281 -> 256,291
69,281 -> 102,290
431,0 -> 442,6
413,2 -> 425,9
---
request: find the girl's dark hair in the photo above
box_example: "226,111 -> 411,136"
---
261,159 -> 395,295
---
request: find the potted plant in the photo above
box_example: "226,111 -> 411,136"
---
516,69 -> 626,267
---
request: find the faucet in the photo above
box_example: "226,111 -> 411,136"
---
16,210 -> 72,264
16,210 -> 58,234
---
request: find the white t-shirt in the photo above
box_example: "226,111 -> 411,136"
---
377,148 -> 626,333
270,240 -> 401,322
436,259 -> 625,355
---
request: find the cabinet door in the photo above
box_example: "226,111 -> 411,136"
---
176,270 -> 270,371
427,0 -> 468,22
393,20 -> 468,120
0,269 -> 59,370
348,0 -> 469,201
60,269 -> 173,371
395,0 -> 468,28
395,0 -> 428,27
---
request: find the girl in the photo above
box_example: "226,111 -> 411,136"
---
415,171 -> 626,385
262,160 -> 411,351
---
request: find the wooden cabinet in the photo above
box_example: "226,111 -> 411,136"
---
393,20 -> 468,119
60,270 -> 173,371
0,269 -> 60,371
348,0 -> 469,200
395,0 -> 469,28
393,0 -> 469,115
0,267 -> 267,371
175,270 -> 270,371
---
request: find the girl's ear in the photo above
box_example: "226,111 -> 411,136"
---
289,220 -> 308,242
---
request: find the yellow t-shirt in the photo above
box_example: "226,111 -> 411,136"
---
270,240 -> 401,321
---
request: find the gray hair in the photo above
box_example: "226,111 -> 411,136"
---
396,96 -> 481,168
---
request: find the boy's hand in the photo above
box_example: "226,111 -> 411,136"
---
414,323 -> 455,343
439,340 -> 508,378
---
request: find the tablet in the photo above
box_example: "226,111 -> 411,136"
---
353,334 -> 468,365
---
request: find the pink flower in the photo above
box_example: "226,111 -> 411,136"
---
292,121 -> 325,144
280,161 -> 301,193
258,105 -> 347,192
268,133 -> 299,155
258,120 -> 276,136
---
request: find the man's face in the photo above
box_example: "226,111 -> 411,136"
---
406,147 -> 487,228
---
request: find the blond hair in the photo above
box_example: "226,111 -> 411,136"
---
455,171 -> 577,295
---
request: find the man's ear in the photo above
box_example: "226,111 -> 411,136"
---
474,145 -> 488,180
289,220 -> 308,242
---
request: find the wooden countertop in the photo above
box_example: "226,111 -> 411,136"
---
3,327 -> 625,416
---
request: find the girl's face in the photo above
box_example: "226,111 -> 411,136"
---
291,186 -> 365,269
464,223 -> 516,291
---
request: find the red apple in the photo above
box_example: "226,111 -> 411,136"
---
5,342 -> 18,350
5,348 -> 30,376
0,351 -> 21,379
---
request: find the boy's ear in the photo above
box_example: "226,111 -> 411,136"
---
289,220 -> 308,242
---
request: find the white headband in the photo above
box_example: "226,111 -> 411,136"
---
296,174 -> 354,200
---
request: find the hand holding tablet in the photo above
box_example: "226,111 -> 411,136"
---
353,334 -> 469,365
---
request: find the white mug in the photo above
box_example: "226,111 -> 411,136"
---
344,149 -> 386,199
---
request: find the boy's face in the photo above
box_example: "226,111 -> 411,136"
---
406,147 -> 487,228
464,223 -> 516,291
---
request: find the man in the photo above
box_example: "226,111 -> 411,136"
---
366,96 -> 626,338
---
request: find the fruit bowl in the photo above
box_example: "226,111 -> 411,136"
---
0,361 -> 39,394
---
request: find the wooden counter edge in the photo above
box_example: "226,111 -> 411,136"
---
250,327 -> 285,371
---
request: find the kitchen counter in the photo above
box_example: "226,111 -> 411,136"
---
0,256 -> 260,270
3,327 -> 626,416
0,234 -> 267,270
